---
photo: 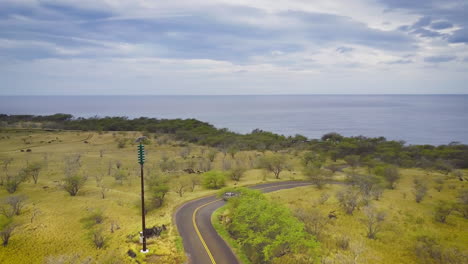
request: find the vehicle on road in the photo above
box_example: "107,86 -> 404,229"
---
222,192 -> 239,201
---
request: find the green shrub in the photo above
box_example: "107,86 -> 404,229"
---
222,188 -> 320,263
203,171 -> 226,189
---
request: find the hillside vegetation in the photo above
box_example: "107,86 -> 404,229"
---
1,115 -> 467,264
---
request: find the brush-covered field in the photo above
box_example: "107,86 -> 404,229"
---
1,128 -> 467,264
214,167 -> 468,264
0,129 -> 303,264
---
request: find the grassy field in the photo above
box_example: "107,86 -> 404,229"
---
1,128 -> 466,264
263,169 -> 468,263
0,129 -> 304,264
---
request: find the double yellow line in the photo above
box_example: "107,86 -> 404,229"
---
192,182 -> 311,264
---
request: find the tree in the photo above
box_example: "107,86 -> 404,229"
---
62,154 -> 87,196
1,195 -> 27,218
382,165 -> 400,189
0,218 -> 17,247
207,150 -> 217,162
202,171 -> 225,189
227,146 -> 239,159
91,228 -> 106,249
336,187 -> 360,215
179,147 -> 190,159
159,157 -> 178,173
229,167 -> 246,182
434,200 -> 454,223
189,174 -> 201,192
303,166 -> 330,189
362,205 -> 386,239
294,207 -> 330,238
302,152 -> 325,168
222,188 -> 319,263
354,174 -> 382,197
325,163 -> 341,174
344,155 -> 360,169
63,175 -> 87,196
25,162 -> 42,184
146,174 -> 169,208
4,170 -> 27,194
258,154 -> 288,179
456,189 -> 468,219
434,177 -> 444,192
0,158 -> 13,186
100,185 -> 109,199
173,177 -> 190,197
113,169 -> 127,185
413,180 -> 428,203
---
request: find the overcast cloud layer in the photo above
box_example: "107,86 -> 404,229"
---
0,0 -> 467,95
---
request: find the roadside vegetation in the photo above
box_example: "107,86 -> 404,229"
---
0,114 -> 467,263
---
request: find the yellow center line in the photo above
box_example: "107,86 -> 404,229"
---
193,199 -> 222,264
192,182 -> 311,264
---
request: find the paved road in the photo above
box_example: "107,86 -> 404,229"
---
174,181 -> 312,264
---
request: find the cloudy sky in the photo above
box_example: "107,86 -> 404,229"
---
1,0 -> 467,95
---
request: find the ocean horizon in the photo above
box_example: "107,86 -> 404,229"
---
1,94 -> 467,146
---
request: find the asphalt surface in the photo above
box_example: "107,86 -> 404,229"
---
174,181 -> 312,264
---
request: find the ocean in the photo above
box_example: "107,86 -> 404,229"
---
0,95 -> 467,145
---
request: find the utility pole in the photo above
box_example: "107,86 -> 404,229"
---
136,137 -> 149,253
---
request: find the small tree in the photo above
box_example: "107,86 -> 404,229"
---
146,174 -> 169,208
303,166 -> 331,190
229,167 -> 246,182
91,228 -> 106,249
5,171 -> 27,194
1,158 -> 13,186
179,147 -> 190,159
227,146 -> 239,159
434,200 -> 454,223
1,195 -> 27,218
63,175 -> 87,196
382,166 -> 400,189
294,207 -> 330,238
336,187 -> 360,215
202,171 -> 225,189
63,155 -> 87,196
113,169 -> 127,185
173,177 -> 190,197
258,154 -> 288,179
207,150 -> 217,162
434,177 -> 444,192
456,189 -> 468,219
325,163 -> 341,174
189,174 -> 201,192
100,185 -> 109,199
24,162 -> 42,184
362,206 -> 386,239
344,155 -> 360,169
159,157 -> 178,173
0,218 -> 17,247
413,181 -> 428,203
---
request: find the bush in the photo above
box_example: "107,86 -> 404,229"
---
434,201 -> 454,223
336,187 -> 360,215
146,174 -> 169,209
202,171 -> 226,189
0,217 -> 17,247
4,170 -> 27,194
0,195 -> 27,218
222,188 -> 320,263
229,168 -> 246,182
414,236 -> 466,264
63,175 -> 87,196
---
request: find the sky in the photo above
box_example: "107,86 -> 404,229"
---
0,0 -> 467,95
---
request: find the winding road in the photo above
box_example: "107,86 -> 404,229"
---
174,181 -> 312,264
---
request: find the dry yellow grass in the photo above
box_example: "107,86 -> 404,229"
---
0,129 -> 301,263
